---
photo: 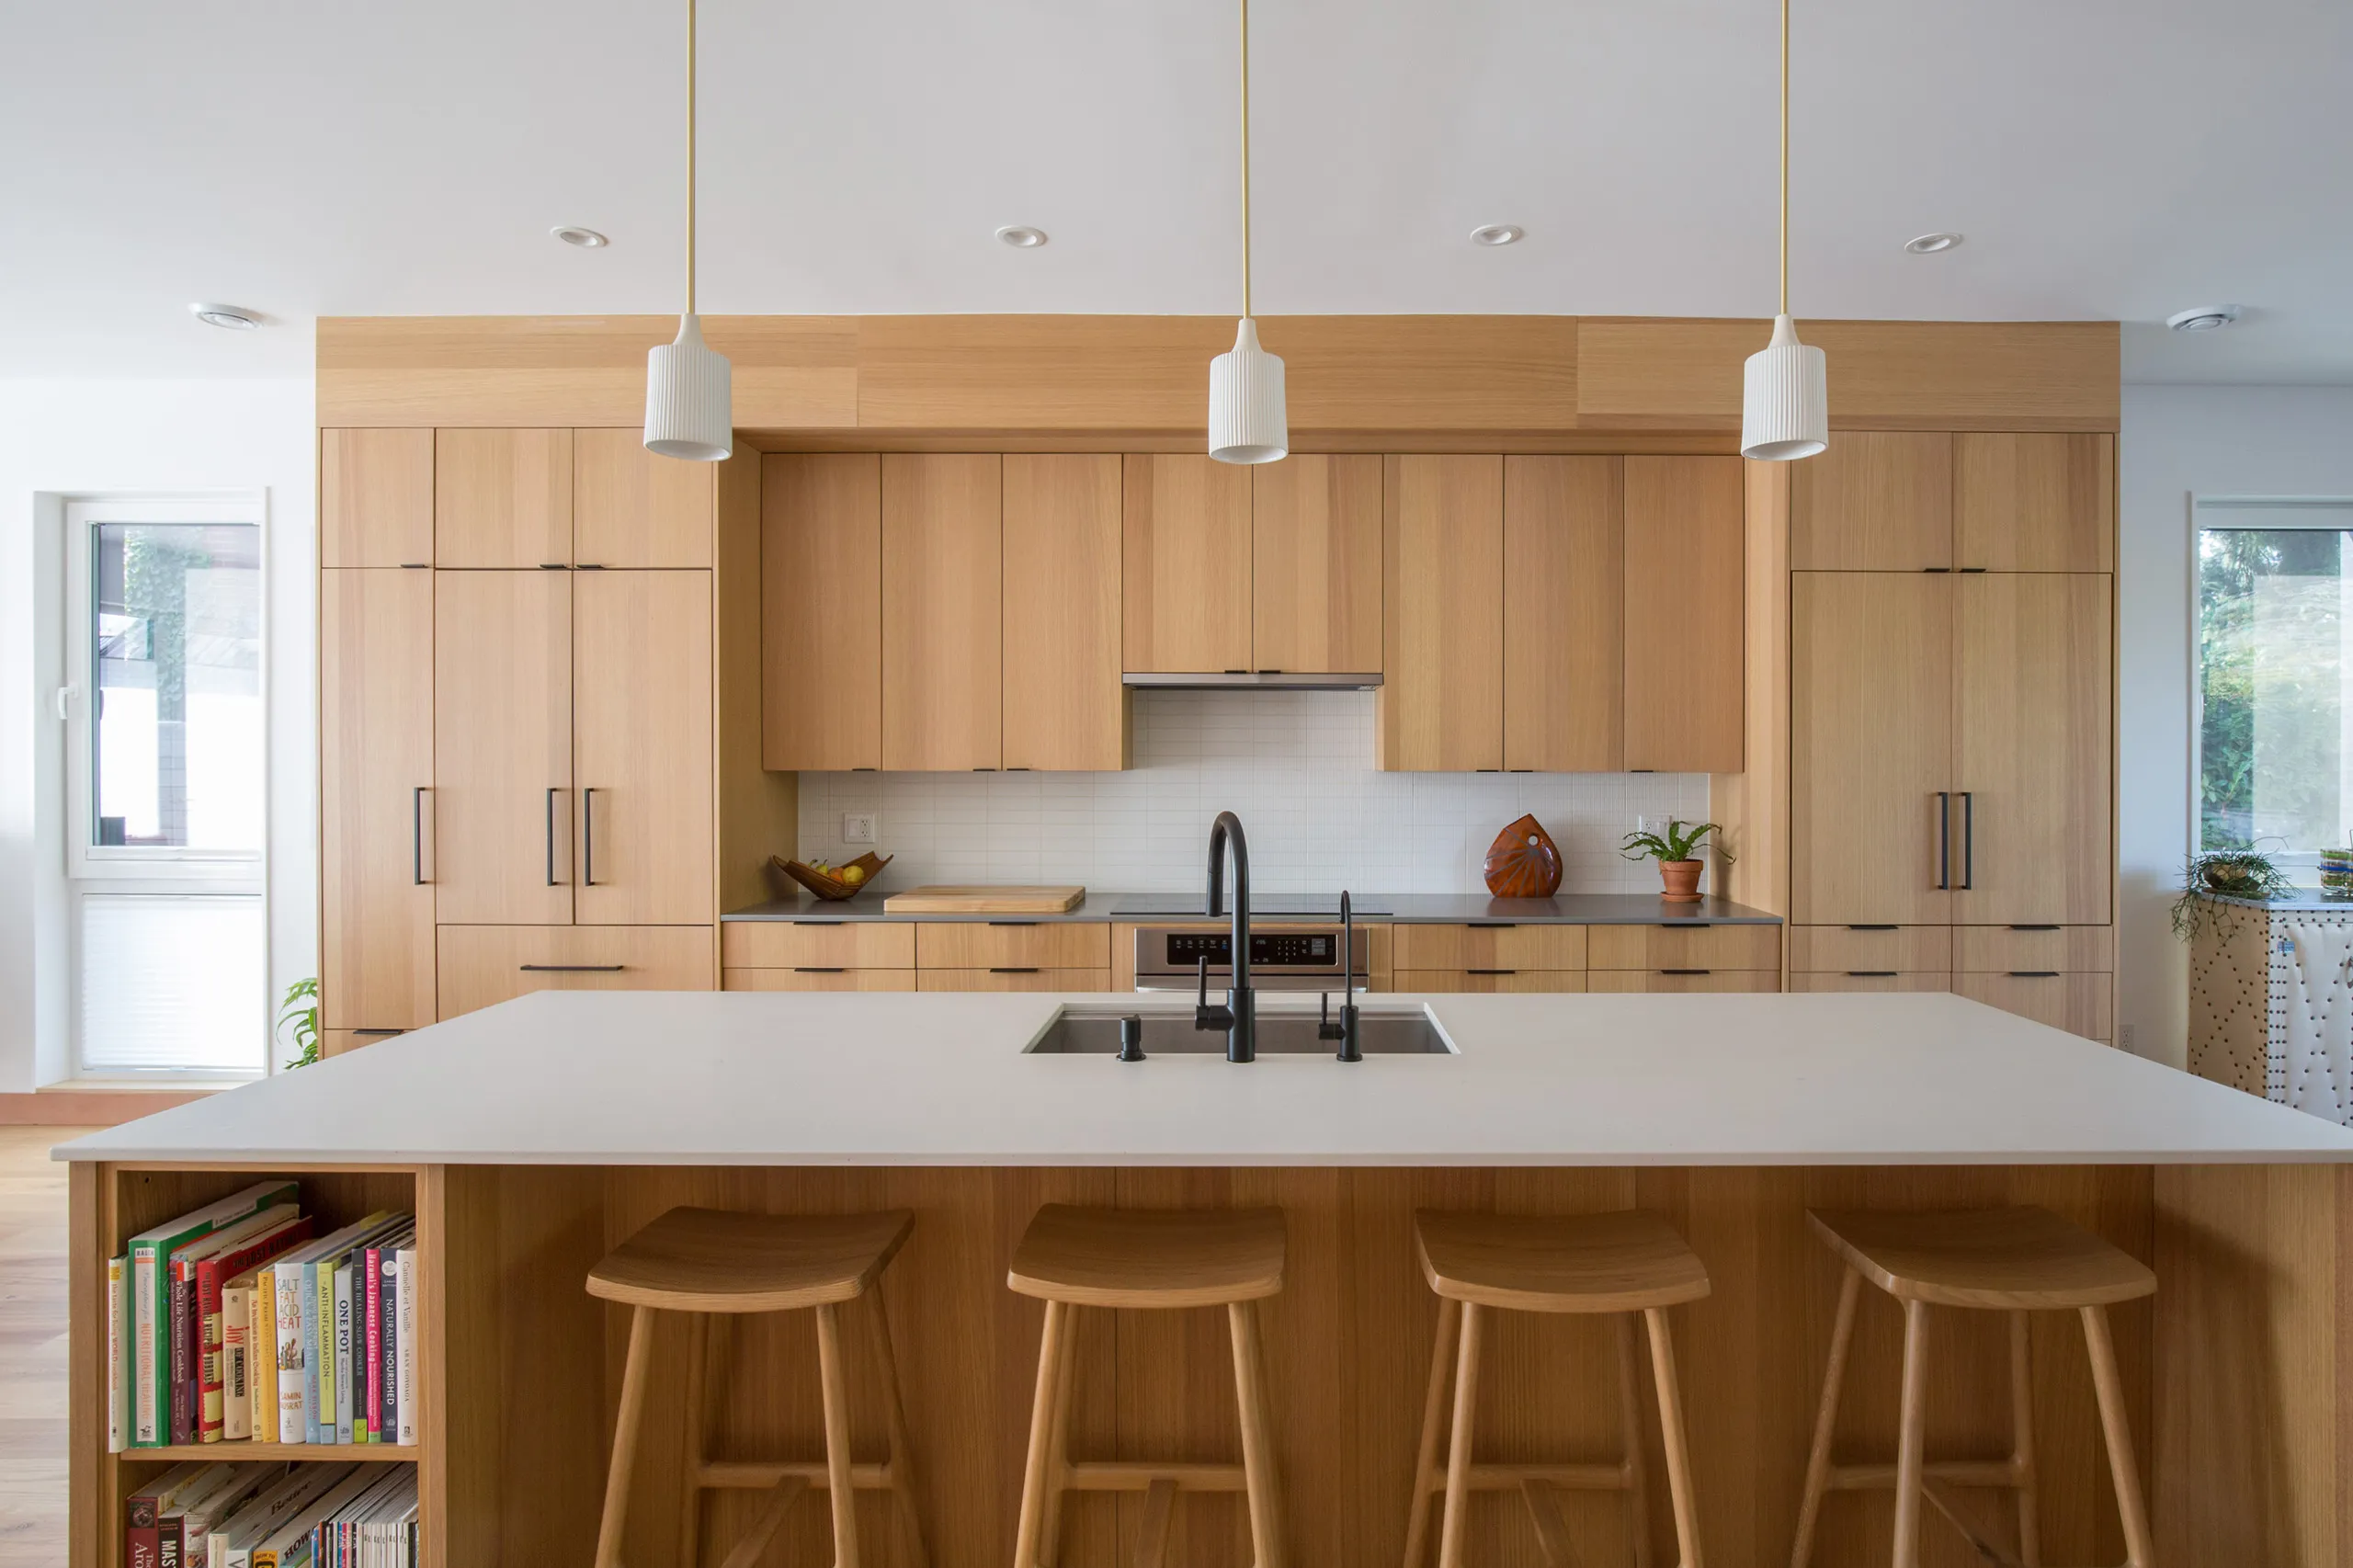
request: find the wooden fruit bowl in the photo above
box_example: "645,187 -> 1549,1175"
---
771,852 -> 892,902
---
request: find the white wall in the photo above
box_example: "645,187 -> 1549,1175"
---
0,377 -> 316,1091
2120,385 -> 2353,1067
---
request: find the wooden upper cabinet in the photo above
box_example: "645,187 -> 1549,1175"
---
320,569 -> 435,1029
1954,573 -> 2112,924
763,455 -> 882,771
1954,434 -> 2116,572
574,570 -> 716,925
1122,454 -> 1252,673
1792,573 -> 1954,926
882,454 -> 1003,770
1251,456 -> 1382,675
1003,455 -> 1126,770
1789,432 -> 1952,572
1381,455 -> 1504,771
432,570 -> 574,925
1503,457 -> 1624,772
435,428 -> 574,568
573,427 -> 714,568
1623,457 -> 1743,772
320,429 -> 434,568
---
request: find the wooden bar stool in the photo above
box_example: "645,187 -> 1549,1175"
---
1404,1210 -> 1711,1568
1791,1206 -> 2157,1568
587,1206 -> 927,1568
1007,1204 -> 1289,1568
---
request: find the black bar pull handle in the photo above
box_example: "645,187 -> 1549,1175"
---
794,967 -> 847,974
990,966 -> 1041,975
1847,971 -> 1899,978
1847,924 -> 1898,932
1662,968 -> 1713,976
1960,791 -> 1975,890
1466,968 -> 1518,976
581,788 -> 597,886
1935,792 -> 1950,890
2009,970 -> 2061,979
519,963 -> 626,972
353,1028 -> 405,1037
545,788 -> 561,886
413,787 -> 428,885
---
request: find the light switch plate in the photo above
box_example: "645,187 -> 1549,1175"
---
842,812 -> 878,846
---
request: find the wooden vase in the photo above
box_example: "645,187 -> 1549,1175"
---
1483,814 -> 1563,898
1659,859 -> 1704,903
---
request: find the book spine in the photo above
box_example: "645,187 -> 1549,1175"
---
168,1264 -> 195,1446
196,1256 -> 225,1442
222,1283 -> 251,1442
377,1251 -> 397,1445
131,1244 -> 159,1446
274,1263 -> 306,1444
253,1266 -> 277,1442
333,1263 -> 354,1445
395,1247 -> 416,1446
107,1256 -> 126,1453
159,1519 -> 181,1568
128,1523 -> 159,1568
362,1246 -> 381,1444
306,1259 -> 329,1445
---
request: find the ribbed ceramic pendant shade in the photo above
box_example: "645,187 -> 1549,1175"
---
1209,318 -> 1287,465
1740,315 -> 1827,462
644,313 -> 733,461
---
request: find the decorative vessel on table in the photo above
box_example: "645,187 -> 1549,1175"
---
1620,819 -> 1719,903
1483,814 -> 1563,898
772,852 -> 892,902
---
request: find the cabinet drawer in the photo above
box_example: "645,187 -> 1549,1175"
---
1390,924 -> 1587,971
438,925 -> 715,1020
323,1027 -> 411,1059
1392,970 -> 1587,994
916,968 -> 1111,994
1954,971 -> 2111,1041
917,923 -> 1110,970
721,921 -> 916,970
1587,969 -> 1781,994
1789,926 -> 1952,974
1588,925 -> 1780,971
1954,926 -> 2113,974
1790,971 -> 1951,994
723,968 -> 916,993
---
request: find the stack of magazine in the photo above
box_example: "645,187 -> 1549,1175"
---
126,1460 -> 415,1568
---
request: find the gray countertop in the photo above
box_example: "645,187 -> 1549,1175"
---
724,891 -> 1781,925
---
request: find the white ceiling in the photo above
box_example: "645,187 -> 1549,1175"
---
4,0 -> 2348,383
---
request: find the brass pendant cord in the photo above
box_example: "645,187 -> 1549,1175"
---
1779,0 -> 1790,317
687,0 -> 699,315
1239,0 -> 1253,320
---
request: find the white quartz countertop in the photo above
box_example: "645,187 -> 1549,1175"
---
57,990 -> 2353,1168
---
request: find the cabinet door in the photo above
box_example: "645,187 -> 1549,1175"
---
882,455 -> 1002,770
1624,457 -> 1744,771
1004,455 -> 1125,769
435,428 -> 573,568
437,925 -> 715,1019
1953,971 -> 2112,1041
320,429 -> 434,568
320,570 -> 435,1029
573,427 -> 714,567
574,571 -> 714,925
1587,969 -> 1780,994
1791,573 -> 1953,925
1789,432 -> 1952,571
1381,455 -> 1504,770
1252,455 -> 1382,674
1954,434 -> 2115,572
1122,454 -> 1252,672
1504,456 -> 1623,771
433,571 -> 574,924
1392,970 -> 1587,994
763,454 -> 881,770
1953,574 -> 2112,924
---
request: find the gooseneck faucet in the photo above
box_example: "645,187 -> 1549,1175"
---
1197,811 -> 1256,1062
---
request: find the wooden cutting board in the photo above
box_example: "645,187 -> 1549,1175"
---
881,885 -> 1086,915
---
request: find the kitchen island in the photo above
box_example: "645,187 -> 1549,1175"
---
63,990 -> 2353,1568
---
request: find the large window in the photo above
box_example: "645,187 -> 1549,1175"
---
2196,501 -> 2353,863
63,497 -> 267,1079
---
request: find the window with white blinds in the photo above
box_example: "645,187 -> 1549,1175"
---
74,893 -> 267,1075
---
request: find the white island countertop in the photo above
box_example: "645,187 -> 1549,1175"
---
57,990 -> 2353,1168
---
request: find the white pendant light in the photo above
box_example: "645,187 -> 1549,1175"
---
644,0 -> 732,462
1740,0 -> 1826,462
1208,0 -> 1286,464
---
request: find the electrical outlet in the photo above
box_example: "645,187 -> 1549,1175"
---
1634,815 -> 1650,835
2119,1022 -> 2137,1054
842,812 -> 877,846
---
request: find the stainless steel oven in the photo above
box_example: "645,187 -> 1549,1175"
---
1131,926 -> 1369,993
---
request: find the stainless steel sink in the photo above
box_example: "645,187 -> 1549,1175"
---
1025,1002 -> 1456,1056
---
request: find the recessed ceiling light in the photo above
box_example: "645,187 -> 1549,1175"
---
551,224 -> 609,249
2167,304 -> 2242,333
995,225 -> 1049,248
188,302 -> 262,331
1904,232 -> 1962,254
1469,223 -> 1524,247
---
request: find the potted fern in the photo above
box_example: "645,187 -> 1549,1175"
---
1620,818 -> 1720,903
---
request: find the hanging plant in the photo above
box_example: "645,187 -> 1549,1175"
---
2169,850 -> 2291,941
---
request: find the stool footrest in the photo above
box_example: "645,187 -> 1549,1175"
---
1420,1460 -> 1633,1494
716,1476 -> 807,1568
699,1459 -> 898,1491
1064,1460 -> 1247,1493
1826,1457 -> 2027,1492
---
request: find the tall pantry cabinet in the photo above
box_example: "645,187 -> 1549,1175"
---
319,427 -> 751,1046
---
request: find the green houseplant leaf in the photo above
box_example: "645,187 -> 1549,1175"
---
1619,818 -> 1721,864
277,977 -> 320,1071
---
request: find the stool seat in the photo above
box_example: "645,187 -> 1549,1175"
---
1008,1203 -> 1286,1308
1415,1209 -> 1712,1313
586,1205 -> 914,1313
1807,1206 -> 2156,1310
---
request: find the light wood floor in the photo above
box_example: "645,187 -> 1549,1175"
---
0,1130 -> 93,1568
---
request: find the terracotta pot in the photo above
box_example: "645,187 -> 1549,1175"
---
1658,859 -> 1704,903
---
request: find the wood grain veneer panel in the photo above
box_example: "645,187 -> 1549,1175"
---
1122,455 -> 1253,674
1251,455 -> 1383,676
1391,970 -> 1588,994
1952,972 -> 2113,1041
714,447 -> 798,911
881,455 -> 1002,771
1711,459 -> 1793,919
722,922 -> 917,969
573,570 -> 716,925
763,454 -> 883,771
1504,457 -> 1623,771
1389,925 -> 1587,971
320,428 -> 434,567
1004,455 -> 1126,769
573,426 -> 716,568
1789,432 -> 1953,572
1258,315 -> 1581,433
432,569 -> 574,924
1381,456 -> 1504,771
433,427 -> 573,568
1954,433 -> 2117,573
722,968 -> 918,993
1623,456 -> 1744,771
858,316 -> 1233,431
915,923 -> 1110,970
1952,926 -> 2113,973
435,926 -> 714,1019
1789,926 -> 1954,974
1587,924 -> 1780,971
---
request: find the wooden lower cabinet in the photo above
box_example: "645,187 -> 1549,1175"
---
915,923 -> 1109,970
1588,970 -> 1781,994
321,1027 -> 411,1058
723,968 -> 916,993
436,925 -> 715,1019
1392,923 -> 1586,971
1392,970 -> 1585,994
917,968 -> 1111,993
722,921 -> 916,969
1954,971 -> 2113,1042
1789,925 -> 1953,974
1955,924 -> 2114,973
1589,924 -> 1779,971
1790,971 -> 1951,994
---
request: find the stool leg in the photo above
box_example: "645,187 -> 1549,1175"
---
1790,1267 -> 1861,1568
678,1311 -> 710,1568
1013,1300 -> 1071,1568
1437,1301 -> 1483,1568
1230,1298 -> 1290,1568
2008,1310 -> 2041,1568
814,1301 -> 862,1568
1642,1307 -> 1702,1568
1039,1303 -> 1081,1568
1892,1298 -> 1930,1568
2079,1305 -> 2154,1568
594,1303 -> 656,1568
1401,1296 -> 1461,1568
870,1288 -> 931,1568
1617,1312 -> 1654,1568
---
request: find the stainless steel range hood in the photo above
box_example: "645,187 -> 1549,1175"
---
1121,670 -> 1382,691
